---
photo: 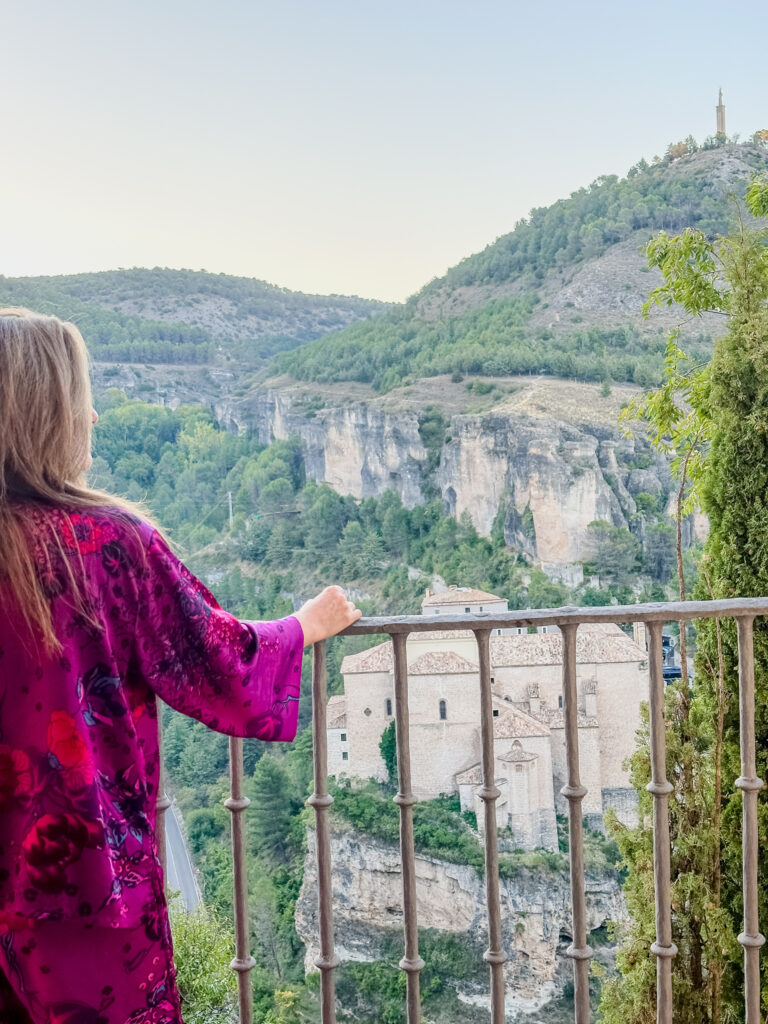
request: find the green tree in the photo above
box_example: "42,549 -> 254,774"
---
601,178 -> 768,1024
379,722 -> 397,789
169,901 -> 238,1024
247,756 -> 302,868
583,521 -> 640,584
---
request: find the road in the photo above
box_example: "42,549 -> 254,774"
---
165,803 -> 201,912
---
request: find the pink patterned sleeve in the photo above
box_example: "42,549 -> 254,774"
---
128,526 -> 303,741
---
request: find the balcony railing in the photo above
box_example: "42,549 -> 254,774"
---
157,597 -> 768,1024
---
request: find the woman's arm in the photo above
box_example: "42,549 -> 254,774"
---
128,527 -> 359,741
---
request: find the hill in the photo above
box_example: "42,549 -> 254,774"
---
272,141 -> 768,390
0,267 -> 386,366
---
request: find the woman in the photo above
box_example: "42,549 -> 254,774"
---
0,308 -> 360,1023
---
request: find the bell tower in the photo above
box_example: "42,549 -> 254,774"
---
716,88 -> 726,136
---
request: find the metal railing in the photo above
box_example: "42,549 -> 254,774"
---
157,597 -> 768,1024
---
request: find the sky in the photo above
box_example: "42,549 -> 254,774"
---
3,0 -> 767,302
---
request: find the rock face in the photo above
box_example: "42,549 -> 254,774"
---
437,415 -> 630,565
240,385 -> 672,568
246,388 -> 427,508
90,366 -> 677,570
295,827 -> 625,1019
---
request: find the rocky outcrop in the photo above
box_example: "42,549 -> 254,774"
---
245,389 -> 427,507
239,386 -> 672,567
295,827 -> 625,1018
90,366 -> 678,569
437,416 -> 631,565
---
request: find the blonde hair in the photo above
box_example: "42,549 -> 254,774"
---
0,307 -> 145,654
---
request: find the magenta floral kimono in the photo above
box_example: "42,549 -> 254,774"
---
0,506 -> 303,1024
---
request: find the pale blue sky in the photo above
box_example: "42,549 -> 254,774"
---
3,0 -> 767,300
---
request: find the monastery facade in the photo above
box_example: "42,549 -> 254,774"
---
327,586 -> 649,852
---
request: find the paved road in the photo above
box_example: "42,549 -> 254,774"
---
165,804 -> 201,912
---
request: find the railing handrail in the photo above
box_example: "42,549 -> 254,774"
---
337,596 -> 768,634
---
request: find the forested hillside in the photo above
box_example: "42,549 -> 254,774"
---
0,267 -> 385,365
274,140 -> 768,391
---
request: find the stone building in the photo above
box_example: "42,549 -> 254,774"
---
327,586 -> 648,852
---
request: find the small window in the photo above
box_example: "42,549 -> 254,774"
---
439,699 -> 447,721
479,606 -> 483,612
364,707 -> 372,717
342,751 -> 349,761
385,698 -> 392,717
490,676 -> 495,684
558,695 -> 563,709
435,608 -> 440,614
497,629 -> 502,635
465,606 -> 470,613
341,733 -> 347,742
492,709 -> 499,718
515,764 -> 524,773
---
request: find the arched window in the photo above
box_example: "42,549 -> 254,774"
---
386,698 -> 392,717
439,699 -> 447,721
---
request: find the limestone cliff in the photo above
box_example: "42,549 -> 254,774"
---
295,827 -> 624,1019
90,365 -> 676,570
236,377 -> 673,569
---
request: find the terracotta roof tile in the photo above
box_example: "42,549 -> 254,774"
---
422,587 -> 504,607
327,695 -> 347,730
490,623 -> 646,666
409,651 -> 479,675
492,701 -> 550,738
341,641 -> 393,674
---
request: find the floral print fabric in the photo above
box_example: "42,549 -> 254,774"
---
0,505 -> 303,932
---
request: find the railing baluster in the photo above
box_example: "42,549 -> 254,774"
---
225,736 -> 256,1024
475,628 -> 507,1022
560,623 -> 592,1024
645,621 -> 677,1024
155,703 -> 171,884
735,616 -> 765,1024
307,640 -> 340,1023
391,632 -> 425,1023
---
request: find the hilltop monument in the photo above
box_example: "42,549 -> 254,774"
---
716,88 -> 726,136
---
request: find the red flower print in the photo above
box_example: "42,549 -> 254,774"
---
0,746 -> 32,811
47,711 -> 94,789
22,813 -> 104,894
0,908 -> 35,936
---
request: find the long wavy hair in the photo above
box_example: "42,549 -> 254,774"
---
0,307 -> 145,654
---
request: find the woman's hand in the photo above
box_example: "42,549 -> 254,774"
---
295,586 -> 362,646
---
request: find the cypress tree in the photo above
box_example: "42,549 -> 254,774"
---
693,187 -> 768,1016
600,181 -> 768,1023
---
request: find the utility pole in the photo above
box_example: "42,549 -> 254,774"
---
227,491 -> 233,528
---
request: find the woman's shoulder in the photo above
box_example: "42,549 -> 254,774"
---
25,502 -> 156,561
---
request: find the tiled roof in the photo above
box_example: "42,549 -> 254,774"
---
492,700 -> 550,738
422,587 -> 504,607
341,623 -> 645,674
490,623 -> 646,666
499,747 -> 538,764
409,651 -> 478,675
341,641 -> 393,674
327,695 -> 347,730
455,763 -> 483,786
